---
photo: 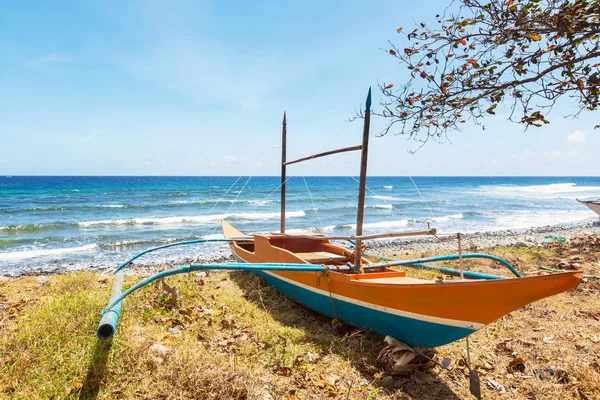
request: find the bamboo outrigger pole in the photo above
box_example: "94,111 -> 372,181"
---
281,112 -> 287,233
285,145 -> 362,166
354,88 -> 372,274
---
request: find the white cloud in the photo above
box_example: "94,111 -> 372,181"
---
543,149 -> 563,160
566,130 -> 588,143
27,53 -> 73,67
208,154 -> 243,168
109,3 -> 355,113
72,131 -> 100,144
222,155 -> 238,162
142,160 -> 152,166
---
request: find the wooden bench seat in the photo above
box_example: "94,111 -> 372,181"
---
296,251 -> 348,263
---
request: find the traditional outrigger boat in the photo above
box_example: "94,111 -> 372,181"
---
577,198 -> 600,219
97,89 -> 582,350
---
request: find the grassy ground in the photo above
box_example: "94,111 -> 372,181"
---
1,237 -> 599,399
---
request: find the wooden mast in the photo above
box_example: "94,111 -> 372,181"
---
280,112 -> 287,233
354,88 -> 372,273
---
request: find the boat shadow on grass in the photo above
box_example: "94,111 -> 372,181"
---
78,339 -> 112,400
229,271 -> 463,400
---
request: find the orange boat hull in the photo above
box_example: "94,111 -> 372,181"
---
222,221 -> 582,347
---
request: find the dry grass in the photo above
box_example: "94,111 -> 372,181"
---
0,237 -> 599,399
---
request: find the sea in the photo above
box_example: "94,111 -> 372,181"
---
1,176 -> 600,276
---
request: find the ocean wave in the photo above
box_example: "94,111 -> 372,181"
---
0,244 -> 97,261
429,213 -> 464,222
0,223 -> 66,233
101,233 -> 229,249
101,239 -> 158,248
383,185 -> 393,189
77,210 -> 306,228
247,200 -> 272,207
477,182 -> 600,199
202,233 -> 225,240
368,204 -> 393,209
368,195 -> 397,201
335,224 -> 354,230
1,204 -> 149,213
488,210 -> 593,230
229,210 -> 305,220
363,219 -> 409,229
285,225 -> 336,234
330,219 -> 410,231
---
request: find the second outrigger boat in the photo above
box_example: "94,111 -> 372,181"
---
577,198 -> 600,219
97,88 -> 582,349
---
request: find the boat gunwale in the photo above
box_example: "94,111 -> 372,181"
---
225,235 -> 583,289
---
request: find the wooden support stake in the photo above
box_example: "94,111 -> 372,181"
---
458,232 -> 464,279
280,112 -> 287,233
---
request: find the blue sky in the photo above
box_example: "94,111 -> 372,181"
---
0,0 -> 598,176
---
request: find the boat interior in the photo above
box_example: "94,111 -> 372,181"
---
241,234 -> 365,266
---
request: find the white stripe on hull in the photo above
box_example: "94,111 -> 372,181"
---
262,270 -> 483,330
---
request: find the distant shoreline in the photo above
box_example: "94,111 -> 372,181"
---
4,218 -> 598,278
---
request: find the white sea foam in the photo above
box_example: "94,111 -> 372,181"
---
78,216 -> 220,227
169,200 -> 197,205
369,195 -> 396,201
105,239 -> 151,247
383,185 -> 393,189
367,204 -> 393,209
359,219 -> 409,230
203,233 -> 225,239
489,210 -> 593,230
247,200 -> 272,206
339,214 -> 460,233
430,213 -> 464,222
477,182 -> 600,200
230,210 -> 305,220
77,210 -> 306,228
101,204 -> 126,208
0,244 -> 97,261
285,225 -> 336,234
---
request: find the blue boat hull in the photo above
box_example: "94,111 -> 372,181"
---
253,269 -> 474,348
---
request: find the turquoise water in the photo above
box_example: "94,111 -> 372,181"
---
1,176 -> 600,275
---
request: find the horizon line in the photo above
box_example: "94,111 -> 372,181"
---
2,175 -> 600,178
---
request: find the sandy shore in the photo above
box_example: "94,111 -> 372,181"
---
5,218 -> 599,278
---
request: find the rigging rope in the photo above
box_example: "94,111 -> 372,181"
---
185,175 -> 244,238
325,158 -> 411,221
254,175 -> 291,207
206,144 -> 275,235
408,176 -> 435,219
316,265 -> 339,320
303,176 -> 323,231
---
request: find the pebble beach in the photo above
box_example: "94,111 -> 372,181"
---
370,219 -> 600,255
